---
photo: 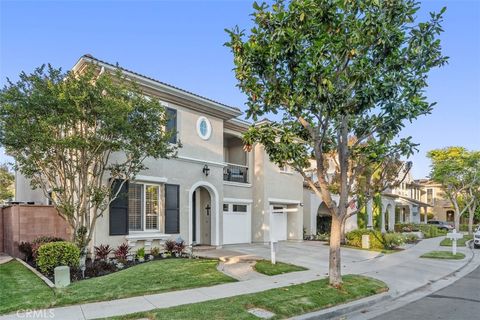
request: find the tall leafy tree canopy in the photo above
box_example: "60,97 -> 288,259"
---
226,0 -> 447,285
0,64 -> 177,249
0,163 -> 14,201
428,147 -> 480,232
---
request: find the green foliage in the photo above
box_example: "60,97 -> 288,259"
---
0,63 -> 178,248
36,241 -> 80,275
394,223 -> 446,238
345,229 -> 385,250
254,260 -> 307,276
0,164 -> 14,201
226,0 -> 447,284
383,233 -> 405,249
404,233 -> 419,244
136,247 -> 146,259
421,251 -> 465,260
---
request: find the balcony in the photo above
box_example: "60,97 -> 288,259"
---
224,163 -> 249,183
224,133 -> 249,184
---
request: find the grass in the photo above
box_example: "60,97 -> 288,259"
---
107,275 -> 387,320
0,260 -> 55,314
253,260 -> 307,276
0,258 -> 235,315
420,251 -> 466,260
440,235 -> 473,247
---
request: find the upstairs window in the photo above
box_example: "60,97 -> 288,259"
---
166,107 -> 177,143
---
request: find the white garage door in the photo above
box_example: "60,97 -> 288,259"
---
223,203 -> 251,245
271,205 -> 287,241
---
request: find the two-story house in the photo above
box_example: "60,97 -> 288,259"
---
14,55 -> 304,251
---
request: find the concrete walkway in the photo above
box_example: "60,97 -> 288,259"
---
0,253 -> 12,265
1,237 -> 477,320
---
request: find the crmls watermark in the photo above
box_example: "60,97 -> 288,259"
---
16,309 -> 55,318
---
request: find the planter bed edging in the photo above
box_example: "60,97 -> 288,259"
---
15,258 -> 55,288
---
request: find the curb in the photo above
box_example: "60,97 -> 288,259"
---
290,292 -> 391,320
293,245 -> 478,320
15,258 -> 55,288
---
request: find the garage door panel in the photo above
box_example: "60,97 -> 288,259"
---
223,212 -> 251,244
272,212 -> 287,241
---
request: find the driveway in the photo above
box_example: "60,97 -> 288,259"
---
224,241 -> 380,274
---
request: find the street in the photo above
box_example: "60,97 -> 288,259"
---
372,265 -> 480,320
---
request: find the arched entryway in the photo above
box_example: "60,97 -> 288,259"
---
446,210 -> 454,222
317,202 -> 332,234
188,181 -> 219,246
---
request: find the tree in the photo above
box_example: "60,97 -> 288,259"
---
226,0 -> 446,286
427,147 -> 480,233
0,64 -> 177,252
0,163 -> 14,202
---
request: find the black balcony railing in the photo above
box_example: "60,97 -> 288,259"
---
224,163 -> 249,183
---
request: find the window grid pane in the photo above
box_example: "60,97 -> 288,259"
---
128,184 -> 143,231
145,185 -> 159,230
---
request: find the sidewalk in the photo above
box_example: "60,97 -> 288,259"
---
1,237 -> 477,320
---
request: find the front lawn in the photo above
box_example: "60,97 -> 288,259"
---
0,258 -> 235,315
440,235 -> 473,247
420,251 -> 466,260
0,260 -> 55,314
107,275 -> 387,320
253,260 -> 307,276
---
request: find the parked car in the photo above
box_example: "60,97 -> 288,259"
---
474,226 -> 480,249
427,220 -> 454,231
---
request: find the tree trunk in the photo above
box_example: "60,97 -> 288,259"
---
329,214 -> 342,287
468,208 -> 474,235
340,219 -> 347,245
454,210 -> 460,232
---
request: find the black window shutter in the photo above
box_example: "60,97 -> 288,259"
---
165,184 -> 180,234
109,180 -> 129,235
166,108 -> 177,143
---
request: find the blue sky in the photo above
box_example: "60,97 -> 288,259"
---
1,0 -> 479,178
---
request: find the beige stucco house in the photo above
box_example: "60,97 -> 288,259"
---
15,55 -> 305,251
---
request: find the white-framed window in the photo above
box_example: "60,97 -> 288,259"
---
233,204 -> 247,213
427,188 -> 434,205
279,164 -> 291,173
272,205 -> 286,213
223,203 -> 249,214
196,116 -> 212,140
129,182 -> 161,231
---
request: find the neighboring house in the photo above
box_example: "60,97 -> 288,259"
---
415,179 -> 456,223
303,161 -> 432,237
14,55 -> 305,251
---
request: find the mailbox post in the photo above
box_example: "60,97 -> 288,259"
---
446,229 -> 463,255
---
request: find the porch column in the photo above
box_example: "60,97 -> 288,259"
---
408,205 -> 413,223
423,206 -> 428,224
400,208 -> 404,223
388,205 -> 395,231
380,209 -> 386,233
366,199 -> 374,229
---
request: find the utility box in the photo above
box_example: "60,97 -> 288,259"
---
54,266 -> 70,288
361,234 -> 370,249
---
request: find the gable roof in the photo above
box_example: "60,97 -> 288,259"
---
73,54 -> 243,119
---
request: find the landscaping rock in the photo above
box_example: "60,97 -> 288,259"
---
248,308 -> 276,319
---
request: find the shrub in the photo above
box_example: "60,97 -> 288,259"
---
383,233 -> 405,249
36,241 -> 80,275
94,244 -> 112,261
174,240 -> 186,256
404,233 -> 419,244
113,243 -> 129,263
164,239 -> 176,254
31,236 -> 64,260
315,233 -> 330,241
136,247 -> 145,259
345,229 -> 384,250
151,247 -> 160,256
18,241 -> 33,261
